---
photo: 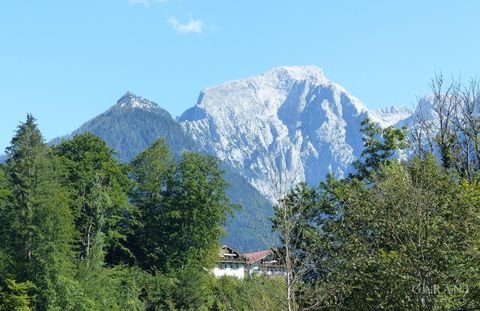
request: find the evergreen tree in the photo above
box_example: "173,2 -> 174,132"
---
0,279 -> 35,311
3,115 -> 75,310
0,165 -> 11,276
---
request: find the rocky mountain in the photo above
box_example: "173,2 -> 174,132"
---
52,92 -> 272,251
179,66 -> 409,199
24,65 -> 416,249
369,106 -> 414,127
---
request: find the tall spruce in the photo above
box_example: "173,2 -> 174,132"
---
3,115 -> 75,310
0,165 -> 11,273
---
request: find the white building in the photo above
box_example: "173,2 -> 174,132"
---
212,245 -> 246,279
213,245 -> 284,279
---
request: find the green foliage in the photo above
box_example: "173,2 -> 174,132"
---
352,118 -> 408,180
0,166 -> 9,203
0,166 -> 11,276
54,133 -> 135,267
167,152 -> 233,270
3,115 -> 76,310
0,116 -> 282,310
74,265 -> 147,311
275,155 -> 480,310
145,266 -> 216,311
129,139 -> 175,271
129,141 -> 236,309
212,276 -> 286,311
131,143 -> 234,272
273,182 -> 320,251
0,279 -> 35,311
272,182 -> 321,310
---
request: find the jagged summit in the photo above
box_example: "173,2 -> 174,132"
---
201,65 -> 346,96
374,105 -> 413,115
179,66 -> 370,199
115,91 -> 160,111
369,105 -> 414,127
262,65 -> 327,83
184,65 -> 367,121
203,66 -> 327,93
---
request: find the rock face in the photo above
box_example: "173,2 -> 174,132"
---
369,106 -> 415,128
44,66 -> 417,250
179,66 -> 386,199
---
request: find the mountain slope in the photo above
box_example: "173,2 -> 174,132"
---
54,92 -> 200,162
53,92 -> 272,251
179,66 -> 373,199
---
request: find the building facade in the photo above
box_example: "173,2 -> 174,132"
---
213,245 -> 284,279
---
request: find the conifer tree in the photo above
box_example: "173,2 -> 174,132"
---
4,115 -> 75,310
0,165 -> 11,275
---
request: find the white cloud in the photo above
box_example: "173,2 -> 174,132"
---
128,0 -> 167,7
167,17 -> 204,34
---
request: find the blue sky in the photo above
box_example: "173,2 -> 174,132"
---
1,0 -> 479,152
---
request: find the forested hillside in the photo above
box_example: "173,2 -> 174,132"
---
0,115 -> 285,310
50,92 -> 273,251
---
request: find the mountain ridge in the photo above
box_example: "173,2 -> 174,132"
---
2,66 -> 417,250
179,65 -> 409,199
52,92 -> 200,162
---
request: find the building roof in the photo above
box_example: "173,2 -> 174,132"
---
243,249 -> 272,264
219,245 -> 276,264
219,245 -> 245,262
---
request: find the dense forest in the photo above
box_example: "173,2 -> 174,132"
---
0,115 -> 285,310
2,75 -> 480,310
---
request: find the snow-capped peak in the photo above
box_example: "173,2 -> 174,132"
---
189,65 -> 367,119
369,105 -> 413,127
179,66 -> 370,199
262,65 -> 327,83
116,91 -> 159,111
